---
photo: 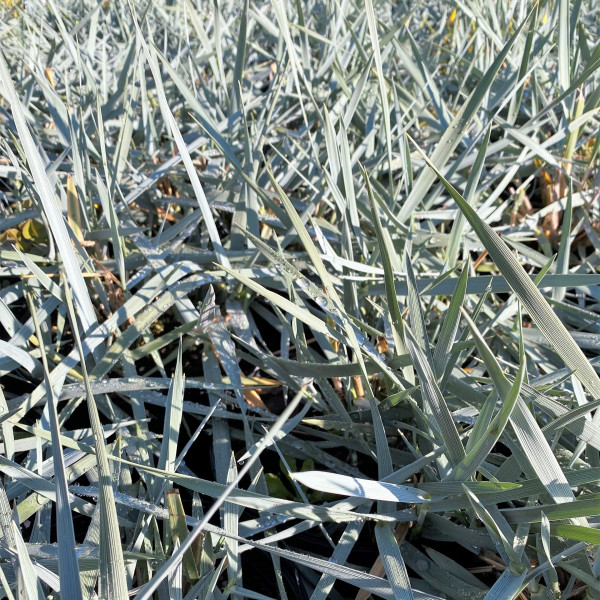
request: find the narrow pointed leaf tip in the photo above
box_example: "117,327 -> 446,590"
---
292,471 -> 430,503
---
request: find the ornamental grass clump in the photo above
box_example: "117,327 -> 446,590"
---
0,1 -> 599,599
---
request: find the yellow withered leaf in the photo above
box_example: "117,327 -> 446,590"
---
20,219 -> 47,244
44,67 -> 55,89
66,175 -> 84,242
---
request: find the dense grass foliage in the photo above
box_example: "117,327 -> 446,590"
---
0,0 -> 600,598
